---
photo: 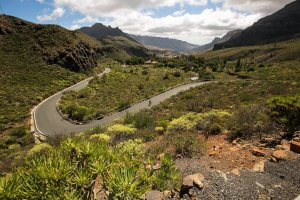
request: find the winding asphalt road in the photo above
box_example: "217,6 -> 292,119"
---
34,68 -> 209,137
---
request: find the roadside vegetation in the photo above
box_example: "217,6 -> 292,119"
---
0,131 -> 179,199
59,66 -> 192,122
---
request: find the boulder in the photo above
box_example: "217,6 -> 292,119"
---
182,173 -> 205,189
144,190 -> 163,200
251,147 -> 267,157
290,140 -> 300,154
252,161 -> 265,173
272,150 -> 289,161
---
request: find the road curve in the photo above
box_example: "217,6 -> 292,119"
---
34,69 -> 209,137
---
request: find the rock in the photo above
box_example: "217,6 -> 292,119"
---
251,147 -> 267,157
275,145 -> 285,150
163,190 -> 171,197
216,170 -> 228,182
258,143 -> 268,148
152,163 -> 161,170
92,176 -> 109,200
144,191 -> 163,200
290,140 -> 300,153
252,161 -> 265,173
270,157 -> 277,163
232,138 -> 242,145
261,137 -> 279,146
182,173 -> 205,189
242,144 -> 251,150
208,149 -> 219,156
281,139 -> 289,146
272,150 -> 289,161
255,182 -> 265,189
231,168 -> 241,176
229,147 -> 239,152
293,137 -> 300,143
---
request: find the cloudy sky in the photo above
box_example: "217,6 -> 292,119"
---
1,0 -> 294,44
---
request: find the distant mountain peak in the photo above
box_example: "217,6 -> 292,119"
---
190,29 -> 242,52
128,34 -> 199,52
77,23 -> 128,40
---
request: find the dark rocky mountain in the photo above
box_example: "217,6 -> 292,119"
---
77,23 -> 149,58
78,23 -> 129,40
129,34 -> 200,52
0,15 -> 97,71
190,29 -> 242,52
214,0 -> 300,50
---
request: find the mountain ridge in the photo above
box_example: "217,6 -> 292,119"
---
129,34 -> 200,52
77,23 -> 149,59
190,29 -> 242,52
214,0 -> 300,50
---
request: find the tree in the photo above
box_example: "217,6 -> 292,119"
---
267,95 -> 300,138
235,57 -> 242,72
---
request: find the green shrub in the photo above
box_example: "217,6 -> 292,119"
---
173,71 -> 181,77
267,94 -> 300,137
167,113 -> 199,132
227,105 -> 274,141
124,112 -> 155,129
10,126 -> 28,138
90,134 -> 111,142
117,101 -> 131,111
0,137 -> 179,199
5,136 -> 17,145
152,155 -> 180,190
116,139 -> 144,157
155,127 -> 165,134
166,131 -> 206,158
107,124 -> 137,142
198,69 -> 215,80
63,102 -> 90,121
27,143 -> 52,157
168,110 -> 230,134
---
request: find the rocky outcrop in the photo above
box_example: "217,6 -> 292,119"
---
50,41 -> 98,72
0,14 -> 98,72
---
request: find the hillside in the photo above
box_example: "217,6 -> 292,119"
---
191,29 -> 242,52
214,0 -> 300,50
77,23 -> 149,59
129,34 -> 199,52
0,15 -> 107,171
0,15 -> 98,72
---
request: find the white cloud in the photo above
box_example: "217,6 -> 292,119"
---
214,0 -> 294,15
54,0 -> 209,16
37,7 -> 65,22
36,0 -> 45,3
52,0 -> 293,45
186,0 -> 208,6
70,24 -> 80,30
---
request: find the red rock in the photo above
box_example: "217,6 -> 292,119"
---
290,140 -> 300,154
272,150 -> 289,161
252,161 -> 265,173
251,147 -> 267,157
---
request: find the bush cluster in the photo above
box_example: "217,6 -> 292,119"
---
0,137 -> 179,199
